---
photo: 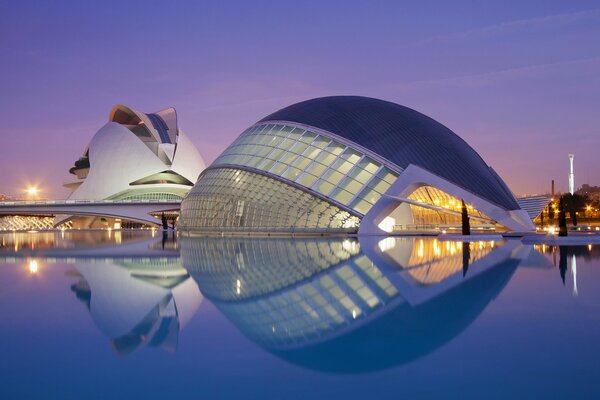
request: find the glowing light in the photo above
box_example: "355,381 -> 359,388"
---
26,186 -> 39,196
28,260 -> 39,274
588,244 -> 592,251
377,216 -> 395,233
236,279 -> 241,295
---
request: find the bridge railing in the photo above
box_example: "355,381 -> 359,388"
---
0,199 -> 182,206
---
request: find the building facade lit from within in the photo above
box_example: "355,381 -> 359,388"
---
61,105 -> 205,228
180,96 -> 534,235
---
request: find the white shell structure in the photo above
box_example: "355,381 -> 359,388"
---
65,105 -> 205,202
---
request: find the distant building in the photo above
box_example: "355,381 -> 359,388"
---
578,184 -> 600,200
60,105 -> 206,228
180,96 -> 534,234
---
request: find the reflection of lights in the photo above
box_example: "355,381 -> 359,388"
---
433,239 -> 441,256
236,279 -> 241,295
28,260 -> 39,274
343,239 -> 357,252
417,240 -> 424,258
378,237 -> 395,252
352,309 -> 357,319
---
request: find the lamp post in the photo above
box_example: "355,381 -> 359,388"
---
25,186 -> 39,201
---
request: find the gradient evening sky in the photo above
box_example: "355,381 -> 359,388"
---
1,0 -> 599,199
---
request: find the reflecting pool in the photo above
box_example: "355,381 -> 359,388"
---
1,231 -> 600,398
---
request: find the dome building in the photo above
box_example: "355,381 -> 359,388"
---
62,105 -> 205,228
180,96 -> 534,234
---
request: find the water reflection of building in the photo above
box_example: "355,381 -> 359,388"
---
68,256 -> 201,356
182,236 -> 529,372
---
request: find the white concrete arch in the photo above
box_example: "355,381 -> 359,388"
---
359,164 -> 534,235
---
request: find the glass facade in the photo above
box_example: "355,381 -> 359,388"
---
212,123 -> 398,215
120,193 -> 183,201
180,168 -> 360,233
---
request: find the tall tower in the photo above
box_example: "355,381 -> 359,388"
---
568,154 -> 575,195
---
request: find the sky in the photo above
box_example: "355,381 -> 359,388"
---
0,0 -> 599,199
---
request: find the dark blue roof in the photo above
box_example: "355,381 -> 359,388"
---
259,96 -> 519,210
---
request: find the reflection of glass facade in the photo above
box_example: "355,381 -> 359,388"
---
216,254 -> 398,348
181,236 -> 519,354
181,237 -> 399,348
213,123 -> 398,215
181,238 -> 362,301
180,168 -> 360,233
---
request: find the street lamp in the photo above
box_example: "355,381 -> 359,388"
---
25,186 -> 39,200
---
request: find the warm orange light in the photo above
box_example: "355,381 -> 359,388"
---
28,260 -> 39,274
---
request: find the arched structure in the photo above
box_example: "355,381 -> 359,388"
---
180,96 -> 533,235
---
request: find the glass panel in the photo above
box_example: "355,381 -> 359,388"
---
315,151 -> 336,166
269,162 -> 287,175
281,166 -> 302,180
321,169 -> 344,185
351,199 -> 371,215
290,156 -> 311,170
312,136 -> 331,149
313,179 -> 334,195
289,141 -> 309,155
331,188 -> 354,204
348,167 -> 373,184
325,142 -> 345,155
278,151 -> 298,164
303,146 -> 322,160
330,158 -> 353,174
296,173 -> 318,187
306,162 -> 327,176
340,148 -> 361,164
299,131 -> 317,143
339,177 -> 363,194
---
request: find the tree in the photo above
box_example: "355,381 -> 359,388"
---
462,242 -> 471,277
539,209 -> 544,227
558,198 -> 568,237
548,203 -> 555,220
561,193 -> 589,226
161,212 -> 168,230
461,199 -> 470,235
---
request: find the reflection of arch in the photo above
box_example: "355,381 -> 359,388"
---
182,236 -> 529,372
359,164 -> 534,235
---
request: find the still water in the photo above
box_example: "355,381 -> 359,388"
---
1,231 -> 599,399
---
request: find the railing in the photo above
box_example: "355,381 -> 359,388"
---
393,224 -> 496,231
0,199 -> 182,206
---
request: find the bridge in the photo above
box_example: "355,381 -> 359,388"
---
0,199 -> 181,227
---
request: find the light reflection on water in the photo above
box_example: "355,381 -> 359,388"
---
1,231 -> 600,398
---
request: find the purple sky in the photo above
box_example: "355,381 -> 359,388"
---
1,1 -> 599,199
